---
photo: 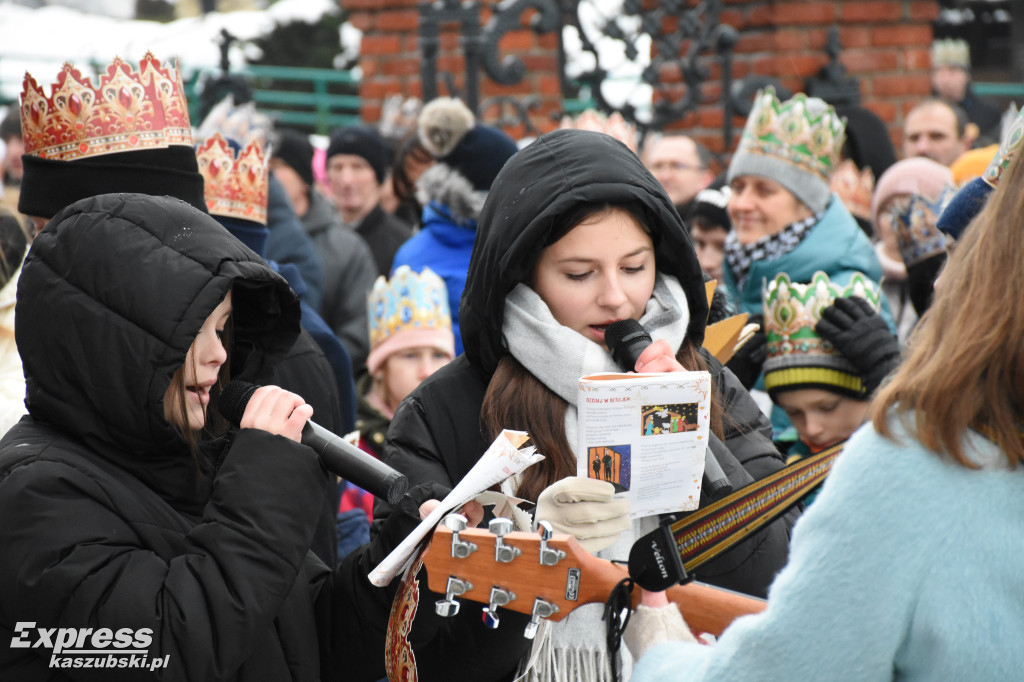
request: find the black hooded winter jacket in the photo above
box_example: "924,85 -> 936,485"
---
0,194 -> 418,681
373,130 -> 799,680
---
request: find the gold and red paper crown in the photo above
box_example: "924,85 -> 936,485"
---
195,133 -> 269,225
20,53 -> 193,162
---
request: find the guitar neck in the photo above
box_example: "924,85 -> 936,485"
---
423,525 -> 765,637
569,546 -> 765,636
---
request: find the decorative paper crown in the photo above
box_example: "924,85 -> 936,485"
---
20,53 -> 192,162
195,133 -> 269,225
763,271 -> 881,399
931,38 -> 971,70
366,265 -> 454,374
983,106 -> 1024,188
196,95 -> 272,148
888,186 -> 955,266
737,87 -> 846,184
830,159 -> 874,221
560,109 -> 638,152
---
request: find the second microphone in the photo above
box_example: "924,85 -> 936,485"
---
216,380 -> 409,505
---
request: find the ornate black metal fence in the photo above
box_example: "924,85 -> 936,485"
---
417,0 -> 860,148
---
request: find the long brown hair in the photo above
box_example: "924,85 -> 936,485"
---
480,202 -> 723,499
870,149 -> 1024,468
482,342 -> 724,501
168,314 -> 233,468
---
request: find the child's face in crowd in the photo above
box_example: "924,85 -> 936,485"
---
691,222 -> 728,282
532,207 -> 656,349
164,293 -> 232,432
774,388 -> 869,449
728,175 -> 813,245
378,346 -> 452,414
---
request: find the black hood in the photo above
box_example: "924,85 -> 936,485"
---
460,129 -> 709,377
16,193 -> 300,506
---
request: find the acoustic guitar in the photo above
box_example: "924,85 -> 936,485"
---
421,518 -> 766,639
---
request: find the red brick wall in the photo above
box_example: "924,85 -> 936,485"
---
343,0 -> 938,158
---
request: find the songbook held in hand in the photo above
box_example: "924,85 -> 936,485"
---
577,371 -> 711,519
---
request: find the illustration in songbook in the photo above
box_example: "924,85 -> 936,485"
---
587,444 -> 631,492
640,402 -> 699,436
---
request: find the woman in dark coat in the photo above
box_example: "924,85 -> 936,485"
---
0,193 -> 432,681
374,129 -> 799,681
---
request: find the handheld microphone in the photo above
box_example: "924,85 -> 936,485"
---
604,319 -> 653,372
216,380 -> 409,505
604,320 -> 733,500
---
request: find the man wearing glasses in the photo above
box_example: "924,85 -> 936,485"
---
644,133 -> 717,216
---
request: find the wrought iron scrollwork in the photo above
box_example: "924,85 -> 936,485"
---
416,0 -> 859,148
481,0 -> 561,85
419,0 -> 484,109
480,95 -> 543,134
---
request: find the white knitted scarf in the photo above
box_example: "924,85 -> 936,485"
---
502,273 -> 689,682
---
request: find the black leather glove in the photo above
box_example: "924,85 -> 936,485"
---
726,314 -> 766,390
365,481 -> 451,568
815,296 -> 901,395
906,252 -> 946,316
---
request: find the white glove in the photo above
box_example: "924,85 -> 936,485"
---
623,603 -> 696,662
534,476 -> 631,553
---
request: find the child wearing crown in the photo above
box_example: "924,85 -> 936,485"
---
761,271 -> 900,504
720,87 -> 893,442
340,265 -> 455,549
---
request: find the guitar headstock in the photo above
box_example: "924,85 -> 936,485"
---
421,515 -> 626,637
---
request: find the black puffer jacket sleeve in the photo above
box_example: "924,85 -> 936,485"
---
683,351 -> 800,598
370,357 -> 533,682
0,428 -> 326,682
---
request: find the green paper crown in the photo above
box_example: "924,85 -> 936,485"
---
931,38 -> 971,70
736,87 -> 846,183
762,271 -> 881,398
984,105 -> 1024,188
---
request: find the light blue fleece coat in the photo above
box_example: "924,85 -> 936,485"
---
632,414 -> 1024,681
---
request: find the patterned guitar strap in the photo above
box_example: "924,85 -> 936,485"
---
385,548 -> 426,682
671,442 -> 844,573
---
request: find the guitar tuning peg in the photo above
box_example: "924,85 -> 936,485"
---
536,520 -> 566,566
444,513 -> 478,559
481,586 -> 516,629
488,517 -> 522,563
435,576 -> 472,617
523,598 -> 559,639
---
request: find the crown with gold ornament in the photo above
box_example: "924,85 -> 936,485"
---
20,53 -> 192,162
762,271 -> 882,399
888,186 -> 955,266
982,106 -> 1024,188
830,159 -> 875,221
736,87 -> 846,184
366,265 -> 455,374
931,38 -> 971,70
195,133 -> 269,225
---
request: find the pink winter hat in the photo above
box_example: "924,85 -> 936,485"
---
871,157 -> 954,226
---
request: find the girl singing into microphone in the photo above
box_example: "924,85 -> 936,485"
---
0,193 -> 444,681
373,129 -> 800,681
